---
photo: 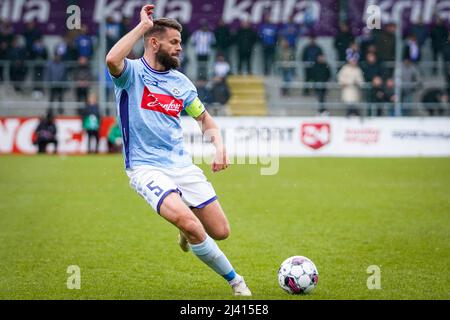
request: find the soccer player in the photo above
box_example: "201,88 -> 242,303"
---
105,5 -> 251,296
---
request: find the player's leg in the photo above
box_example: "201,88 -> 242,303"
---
159,193 -> 250,295
191,199 -> 230,241
171,165 -> 251,296
159,192 -> 205,244
128,167 -> 250,295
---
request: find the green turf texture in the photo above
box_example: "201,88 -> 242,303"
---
0,155 -> 449,300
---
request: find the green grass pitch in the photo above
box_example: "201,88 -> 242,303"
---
0,155 -> 449,300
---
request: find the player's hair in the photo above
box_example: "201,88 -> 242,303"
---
144,18 -> 182,40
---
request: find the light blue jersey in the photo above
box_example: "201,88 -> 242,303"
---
110,57 -> 205,169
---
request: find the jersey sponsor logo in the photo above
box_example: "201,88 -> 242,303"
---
141,86 -> 184,117
301,123 -> 331,150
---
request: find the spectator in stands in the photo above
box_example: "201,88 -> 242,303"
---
23,21 -> 42,58
384,78 -> 397,116
235,19 -> 258,75
0,19 -> 14,47
45,54 -> 67,114
0,40 -> 8,81
431,17 -> 448,73
258,14 -> 278,75
211,76 -> 231,106
421,88 -> 448,116
178,23 -> 190,73
119,16 -> 133,38
301,37 -> 323,96
311,54 -> 331,115
277,38 -> 296,96
196,77 -> 213,107
214,19 -> 233,65
368,76 -> 386,117
403,34 -> 421,64
345,41 -> 360,63
82,92 -> 101,154
8,36 -> 27,93
73,56 -> 92,109
360,52 -> 386,107
334,21 -> 354,64
374,23 -> 396,75
357,27 -> 375,62
213,53 -> 230,78
106,16 -> 122,51
34,110 -> 57,154
444,32 -> 450,97
360,52 -> 386,83
410,17 -> 428,52
280,16 -> 299,50
75,25 -> 93,59
108,119 -> 122,153
192,22 -> 216,79
337,56 -> 364,116
30,38 -> 48,99
54,34 -> 78,62
401,58 -> 421,116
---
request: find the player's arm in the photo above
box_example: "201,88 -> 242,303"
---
195,110 -> 229,173
105,5 -> 154,77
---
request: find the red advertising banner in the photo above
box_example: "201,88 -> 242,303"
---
0,116 -> 117,154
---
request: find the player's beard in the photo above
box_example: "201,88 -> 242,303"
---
156,48 -> 180,70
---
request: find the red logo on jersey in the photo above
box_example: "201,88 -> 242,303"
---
301,123 -> 331,150
141,86 -> 183,117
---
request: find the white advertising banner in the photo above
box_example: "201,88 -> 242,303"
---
181,117 -> 450,157
1,116 -> 450,157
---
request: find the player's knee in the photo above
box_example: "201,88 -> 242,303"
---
179,217 -> 205,243
211,224 -> 230,241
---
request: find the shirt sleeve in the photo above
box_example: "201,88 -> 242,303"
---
108,58 -> 133,89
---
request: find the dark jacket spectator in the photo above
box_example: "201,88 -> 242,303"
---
334,21 -> 354,62
82,93 -> 101,153
444,33 -> 450,96
8,36 -> 27,92
368,76 -> 386,116
196,77 -> 213,106
360,52 -> 386,82
73,56 -> 92,105
234,20 -> 258,75
431,18 -> 448,63
374,23 -> 396,63
302,37 -> 323,95
410,18 -> 428,49
45,55 -> 67,114
30,38 -> 48,96
421,88 -> 448,116
211,76 -> 231,105
22,21 -> 42,57
311,54 -> 331,114
214,20 -> 233,61
34,111 -> 58,154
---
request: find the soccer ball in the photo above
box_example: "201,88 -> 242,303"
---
277,256 -> 319,294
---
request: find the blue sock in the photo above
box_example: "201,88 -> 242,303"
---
190,235 -> 239,283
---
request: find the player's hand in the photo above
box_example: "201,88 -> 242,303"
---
212,148 -> 229,173
140,4 -> 155,29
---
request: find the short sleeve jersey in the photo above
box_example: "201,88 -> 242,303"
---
110,57 -> 205,169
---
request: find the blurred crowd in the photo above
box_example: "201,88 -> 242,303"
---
0,14 -> 449,117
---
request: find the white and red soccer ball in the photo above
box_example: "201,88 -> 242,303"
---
278,256 -> 319,294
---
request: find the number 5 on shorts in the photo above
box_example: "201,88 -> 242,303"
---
146,181 -> 163,197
